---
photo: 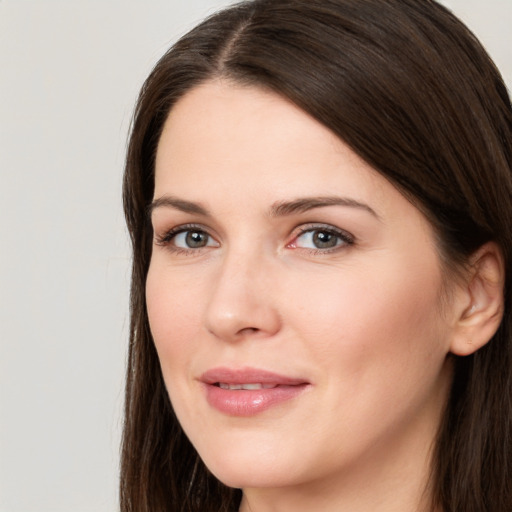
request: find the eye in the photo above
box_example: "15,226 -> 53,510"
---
173,230 -> 216,249
155,224 -> 219,252
289,225 -> 354,251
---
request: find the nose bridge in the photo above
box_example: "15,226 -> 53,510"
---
204,244 -> 280,341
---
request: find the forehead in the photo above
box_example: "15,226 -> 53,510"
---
154,80 -> 387,204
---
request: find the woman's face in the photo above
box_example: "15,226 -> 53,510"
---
147,81 -> 456,493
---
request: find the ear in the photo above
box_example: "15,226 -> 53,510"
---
450,242 -> 505,356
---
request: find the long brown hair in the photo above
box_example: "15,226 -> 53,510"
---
121,1 -> 512,510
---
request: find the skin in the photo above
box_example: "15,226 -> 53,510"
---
146,80 -> 477,512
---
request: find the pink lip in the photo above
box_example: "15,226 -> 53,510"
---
200,367 -> 310,417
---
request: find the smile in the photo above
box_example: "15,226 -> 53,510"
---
201,367 -> 310,416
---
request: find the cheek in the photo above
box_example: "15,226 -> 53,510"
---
145,265 -> 208,438
278,260 -> 449,467
284,258 -> 447,384
145,265 -> 204,371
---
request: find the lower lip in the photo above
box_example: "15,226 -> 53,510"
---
204,384 -> 309,416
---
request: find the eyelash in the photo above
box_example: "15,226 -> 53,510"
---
289,224 -> 355,253
153,223 -> 355,255
154,223 -> 215,255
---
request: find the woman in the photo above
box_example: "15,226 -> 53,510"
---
121,0 -> 512,510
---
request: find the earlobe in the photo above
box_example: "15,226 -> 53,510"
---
450,242 -> 505,357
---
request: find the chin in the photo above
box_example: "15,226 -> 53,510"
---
209,466 -> 298,490
198,444 -> 307,490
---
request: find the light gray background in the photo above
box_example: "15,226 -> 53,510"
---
0,1 -> 510,511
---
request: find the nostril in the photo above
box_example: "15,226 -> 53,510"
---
237,327 -> 259,336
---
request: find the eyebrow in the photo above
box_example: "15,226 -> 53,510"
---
149,196 -> 211,217
149,194 -> 379,219
269,196 -> 379,219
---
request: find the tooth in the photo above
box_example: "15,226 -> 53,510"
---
217,383 -> 279,390
242,383 -> 263,390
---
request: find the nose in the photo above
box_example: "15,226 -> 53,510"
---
204,251 -> 281,342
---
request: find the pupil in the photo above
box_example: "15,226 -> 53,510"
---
313,231 -> 337,248
186,231 -> 207,248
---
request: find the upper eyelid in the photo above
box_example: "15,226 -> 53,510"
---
152,216 -> 221,234
154,223 -> 215,244
154,222 -> 212,236
292,223 -> 355,239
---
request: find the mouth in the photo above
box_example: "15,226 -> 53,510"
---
201,366 -> 308,386
200,367 -> 310,416
215,382 -> 281,390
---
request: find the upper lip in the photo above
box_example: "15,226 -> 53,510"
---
200,367 -> 309,386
